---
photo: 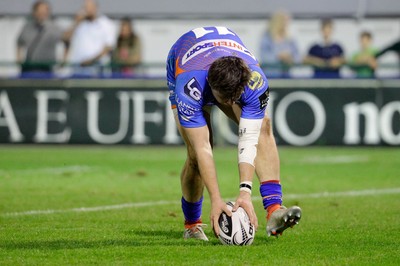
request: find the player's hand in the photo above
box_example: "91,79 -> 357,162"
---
233,191 -> 258,231
210,198 -> 232,237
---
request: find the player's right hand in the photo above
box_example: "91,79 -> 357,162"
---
210,198 -> 232,237
233,191 -> 258,231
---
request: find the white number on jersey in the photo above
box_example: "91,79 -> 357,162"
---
191,26 -> 235,39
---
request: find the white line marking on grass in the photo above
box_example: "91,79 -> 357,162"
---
300,155 -> 369,164
0,165 -> 94,175
1,200 -> 173,217
282,188 -> 400,199
2,187 -> 400,217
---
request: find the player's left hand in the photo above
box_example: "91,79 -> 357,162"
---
233,191 -> 258,231
210,197 -> 232,237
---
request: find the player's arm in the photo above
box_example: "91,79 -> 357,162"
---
233,117 -> 263,230
182,125 -> 231,236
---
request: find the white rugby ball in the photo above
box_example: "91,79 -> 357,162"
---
218,201 -> 255,245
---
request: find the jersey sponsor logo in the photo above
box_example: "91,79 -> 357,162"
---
248,71 -> 264,90
176,96 -> 200,112
176,95 -> 200,119
182,39 -> 256,65
258,88 -> 270,109
184,78 -> 202,102
180,114 -> 193,122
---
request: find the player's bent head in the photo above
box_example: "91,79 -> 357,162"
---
208,56 -> 251,104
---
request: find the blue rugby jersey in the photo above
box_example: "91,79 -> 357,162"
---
166,26 -> 269,128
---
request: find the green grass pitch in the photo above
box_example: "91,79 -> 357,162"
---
0,146 -> 399,265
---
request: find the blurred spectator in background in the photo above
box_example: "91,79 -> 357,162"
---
64,0 -> 116,77
304,19 -> 345,78
16,0 -> 65,76
259,11 -> 300,78
111,18 -> 142,77
349,31 -> 378,78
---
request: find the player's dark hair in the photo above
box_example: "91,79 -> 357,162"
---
208,56 -> 251,103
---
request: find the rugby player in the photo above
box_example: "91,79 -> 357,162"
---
166,26 -> 301,241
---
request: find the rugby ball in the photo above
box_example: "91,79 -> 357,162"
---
218,201 -> 255,245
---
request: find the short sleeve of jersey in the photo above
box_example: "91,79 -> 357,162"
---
175,71 -> 209,128
240,65 -> 270,120
166,45 -> 177,91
